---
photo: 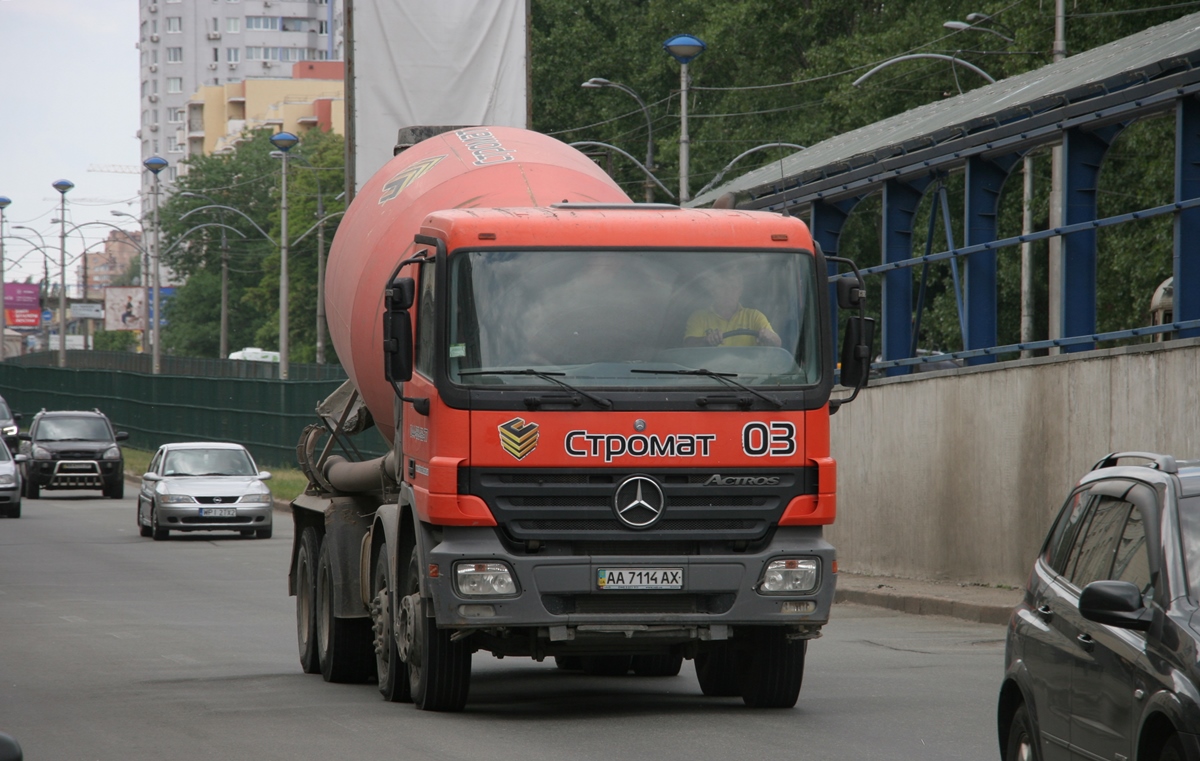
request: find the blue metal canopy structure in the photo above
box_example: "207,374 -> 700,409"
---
692,13 -> 1200,372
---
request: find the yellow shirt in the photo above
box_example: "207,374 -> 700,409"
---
685,306 -> 772,346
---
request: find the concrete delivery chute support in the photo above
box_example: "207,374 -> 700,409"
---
289,126 -> 873,713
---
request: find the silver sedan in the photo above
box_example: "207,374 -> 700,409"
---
136,442 -> 274,540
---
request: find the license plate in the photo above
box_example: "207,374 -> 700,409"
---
199,508 -> 237,518
597,568 -> 683,590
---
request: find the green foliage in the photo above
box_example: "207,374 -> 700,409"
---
93,328 -> 139,353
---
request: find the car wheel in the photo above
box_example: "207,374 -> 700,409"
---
25,479 -> 38,500
632,653 -> 683,676
695,643 -> 741,697
403,547 -> 471,711
106,479 -> 124,500
371,546 -> 410,702
553,656 -> 582,671
137,499 -> 152,537
739,629 -> 805,708
6,501 -> 20,519
295,527 -> 322,675
256,525 -> 273,539
581,656 -> 633,676
1157,733 -> 1186,761
150,503 -> 169,541
1003,704 -> 1039,761
316,541 -> 374,683
240,529 -> 255,537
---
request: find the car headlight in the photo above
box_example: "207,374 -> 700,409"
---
103,446 -> 121,460
759,558 -> 820,594
32,445 -> 51,460
455,562 -> 517,597
239,485 -> 272,503
159,494 -> 197,504
0,474 -> 14,485
1,425 -> 16,436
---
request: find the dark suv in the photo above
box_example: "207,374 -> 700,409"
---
18,410 -> 128,499
998,452 -> 1200,761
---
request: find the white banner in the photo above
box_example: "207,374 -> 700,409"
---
70,302 -> 104,320
104,287 -> 146,332
350,0 -> 528,190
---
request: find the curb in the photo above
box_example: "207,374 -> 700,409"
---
834,586 -> 1015,626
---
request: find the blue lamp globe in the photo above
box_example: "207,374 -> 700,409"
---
143,157 -> 168,175
51,179 -> 75,195
663,34 -> 707,64
270,131 -> 300,152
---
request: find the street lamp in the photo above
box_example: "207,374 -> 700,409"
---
943,13 -> 1015,43
269,131 -> 299,380
52,179 -> 74,367
0,196 -> 9,361
663,34 -> 706,204
143,156 -> 168,374
179,192 -> 233,358
13,225 -> 52,351
582,78 -> 656,202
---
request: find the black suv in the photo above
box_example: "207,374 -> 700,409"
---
18,410 -> 128,499
998,452 -> 1200,761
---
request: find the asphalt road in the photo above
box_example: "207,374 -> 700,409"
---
0,492 -> 1006,761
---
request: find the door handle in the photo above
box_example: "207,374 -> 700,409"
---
1076,633 -> 1095,653
1036,604 -> 1053,622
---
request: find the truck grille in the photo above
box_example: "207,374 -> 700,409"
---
541,593 -> 735,615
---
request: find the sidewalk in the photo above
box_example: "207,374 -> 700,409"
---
835,572 -> 1022,625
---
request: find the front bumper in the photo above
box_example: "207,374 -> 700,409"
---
157,501 -> 273,532
425,525 -> 836,633
27,460 -> 122,490
0,483 -> 19,504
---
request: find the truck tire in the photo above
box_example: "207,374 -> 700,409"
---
371,548 -> 411,702
294,527 -> 321,674
402,548 -> 471,711
316,541 -> 374,683
695,643 -> 742,697
739,628 -> 805,708
582,656 -> 633,676
632,653 -> 683,677
554,656 -> 582,671
25,479 -> 38,500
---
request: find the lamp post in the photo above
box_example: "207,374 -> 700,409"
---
179,192 -> 233,358
111,210 -> 151,352
0,196 -> 9,361
13,225 -> 51,351
269,131 -> 299,380
143,156 -> 168,374
582,78 -> 656,202
663,34 -> 706,204
52,179 -> 74,367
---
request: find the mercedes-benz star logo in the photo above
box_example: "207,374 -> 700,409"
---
613,475 -> 666,530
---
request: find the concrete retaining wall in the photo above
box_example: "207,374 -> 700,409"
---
828,337 -> 1200,587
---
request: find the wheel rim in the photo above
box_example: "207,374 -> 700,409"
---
317,561 -> 332,653
296,553 -> 312,650
1014,732 -> 1032,761
371,559 -> 393,680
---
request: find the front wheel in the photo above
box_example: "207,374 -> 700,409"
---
5,501 -> 19,519
150,503 -> 169,540
632,653 -> 683,677
402,548 -> 471,711
25,478 -> 39,500
1003,704 -> 1039,761
105,478 -> 124,499
739,629 -> 805,708
695,643 -> 741,697
316,541 -> 373,683
138,499 -> 152,537
295,527 -> 321,674
371,548 -> 410,702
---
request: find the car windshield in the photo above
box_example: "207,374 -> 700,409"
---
163,448 -> 256,477
36,417 -> 111,441
1176,495 -> 1200,598
0,442 -> 11,462
447,249 -> 823,389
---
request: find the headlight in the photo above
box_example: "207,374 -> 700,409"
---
455,562 -> 517,597
103,446 -> 121,460
159,494 -> 197,504
759,558 -> 819,594
32,445 -> 51,460
239,486 -> 272,503
1,425 -> 16,436
0,474 -> 14,485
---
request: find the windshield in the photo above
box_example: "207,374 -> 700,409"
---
163,448 -> 256,477
448,250 -> 823,389
35,417 -> 112,442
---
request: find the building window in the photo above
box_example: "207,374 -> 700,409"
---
152,108 -> 159,124
318,20 -> 328,35
152,49 -> 158,64
141,80 -> 149,97
141,110 -> 149,126
226,17 -> 240,33
167,47 -> 183,63
152,78 -> 159,93
212,47 -> 220,62
168,107 -> 185,123
281,18 -> 309,32
168,166 -> 178,182
167,77 -> 183,93
279,47 -> 306,62
168,139 -> 184,154
246,16 -> 280,31
166,16 -> 182,32
153,139 -> 160,153
227,47 -> 240,63
246,46 -> 280,61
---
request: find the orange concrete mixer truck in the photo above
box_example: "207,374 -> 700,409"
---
288,126 -> 873,711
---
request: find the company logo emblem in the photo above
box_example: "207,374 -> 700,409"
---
613,475 -> 666,529
213,497 -> 223,503
498,417 -> 540,461
704,474 -> 781,486
379,155 -> 446,204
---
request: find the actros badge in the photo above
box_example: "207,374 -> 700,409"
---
612,475 -> 666,529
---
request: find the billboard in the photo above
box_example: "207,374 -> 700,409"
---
348,0 -> 528,192
104,287 -> 145,332
4,283 -> 41,327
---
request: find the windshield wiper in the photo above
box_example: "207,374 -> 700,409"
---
631,368 -> 784,408
458,368 -> 613,409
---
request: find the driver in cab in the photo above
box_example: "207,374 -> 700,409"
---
683,269 -> 782,347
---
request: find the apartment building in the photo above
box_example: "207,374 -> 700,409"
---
136,0 -> 342,190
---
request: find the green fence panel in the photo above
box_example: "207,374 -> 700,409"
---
0,361 -> 387,468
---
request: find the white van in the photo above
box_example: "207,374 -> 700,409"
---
227,347 -> 281,362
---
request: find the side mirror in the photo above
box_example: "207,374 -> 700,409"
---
1079,580 -> 1153,631
13,454 -> 27,464
15,433 -> 29,442
115,431 -> 129,442
836,276 -> 865,309
383,277 -> 415,383
839,317 -> 875,389
257,470 -> 273,481
143,472 -> 162,482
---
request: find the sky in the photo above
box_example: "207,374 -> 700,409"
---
0,0 -> 143,284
